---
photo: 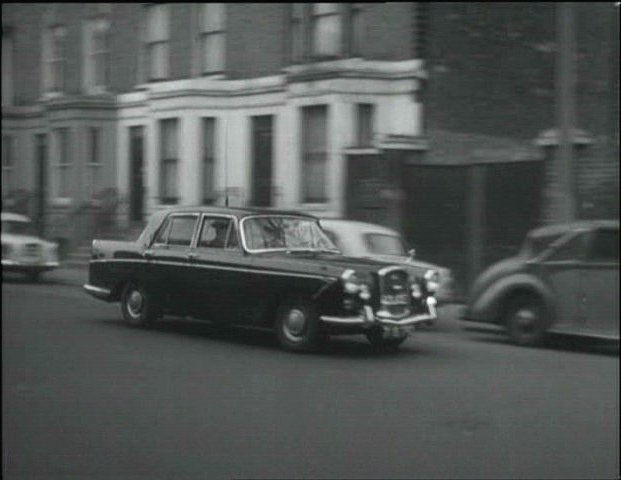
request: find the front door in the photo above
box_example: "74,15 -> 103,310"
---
251,115 -> 273,207
539,230 -> 590,330
147,214 -> 199,314
34,134 -> 47,237
129,126 -> 145,223
580,228 -> 620,337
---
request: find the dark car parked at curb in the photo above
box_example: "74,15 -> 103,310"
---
463,220 -> 619,347
84,206 -> 438,352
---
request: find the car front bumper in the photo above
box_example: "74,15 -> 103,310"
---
2,260 -> 60,271
320,297 -> 437,327
83,283 -> 113,301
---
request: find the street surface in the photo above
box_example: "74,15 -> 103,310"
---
3,269 -> 619,480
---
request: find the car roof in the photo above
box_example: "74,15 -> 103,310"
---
1,212 -> 31,222
154,205 -> 317,220
528,219 -> 619,238
319,218 -> 401,236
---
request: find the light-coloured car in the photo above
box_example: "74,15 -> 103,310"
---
1,212 -> 60,281
319,218 -> 455,307
463,220 -> 619,346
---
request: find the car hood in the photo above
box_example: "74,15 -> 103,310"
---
250,251 -> 405,280
469,256 -> 526,301
1,233 -> 53,246
365,254 -> 441,272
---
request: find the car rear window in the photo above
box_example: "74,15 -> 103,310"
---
589,229 -> 619,261
363,234 -> 406,256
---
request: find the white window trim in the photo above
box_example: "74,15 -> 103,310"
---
83,17 -> 110,94
43,25 -> 67,96
199,4 -> 226,75
145,4 -> 170,81
311,3 -> 343,59
2,135 -> 15,195
301,105 -> 330,204
2,30 -> 14,107
53,128 -> 72,201
86,127 -> 103,199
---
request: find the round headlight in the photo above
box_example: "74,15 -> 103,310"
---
424,269 -> 440,293
341,269 -> 361,294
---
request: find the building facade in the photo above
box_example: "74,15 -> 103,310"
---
1,3 -> 428,249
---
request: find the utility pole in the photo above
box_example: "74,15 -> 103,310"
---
555,2 -> 577,222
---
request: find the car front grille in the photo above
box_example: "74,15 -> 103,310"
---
378,267 -> 411,317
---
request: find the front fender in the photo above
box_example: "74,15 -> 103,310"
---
468,273 -> 556,324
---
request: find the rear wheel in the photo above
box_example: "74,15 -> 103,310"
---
503,294 -> 546,347
121,283 -> 160,327
275,299 -> 323,353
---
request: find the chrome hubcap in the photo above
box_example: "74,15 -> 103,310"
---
127,290 -> 144,318
283,308 -> 306,341
513,308 -> 536,333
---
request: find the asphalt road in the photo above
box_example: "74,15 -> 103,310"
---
2,270 -> 619,480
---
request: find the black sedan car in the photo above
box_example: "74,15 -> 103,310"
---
84,206 -> 438,352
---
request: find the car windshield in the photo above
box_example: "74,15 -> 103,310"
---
242,216 -> 339,252
520,233 -> 565,258
364,233 -> 407,256
2,219 -> 36,236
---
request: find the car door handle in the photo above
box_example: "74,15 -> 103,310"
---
144,250 -> 154,260
187,253 -> 197,261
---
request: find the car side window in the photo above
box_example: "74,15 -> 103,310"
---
546,231 -> 588,262
167,216 -> 198,247
198,217 -> 239,250
322,229 -> 342,251
152,217 -> 172,246
588,229 -> 619,262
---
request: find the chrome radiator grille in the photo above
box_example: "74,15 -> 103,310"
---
378,267 -> 411,317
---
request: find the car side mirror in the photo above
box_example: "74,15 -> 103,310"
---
408,248 -> 416,260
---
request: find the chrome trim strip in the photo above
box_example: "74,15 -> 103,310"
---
378,265 -> 408,276
83,283 -> 111,299
2,260 -> 60,268
88,257 -> 334,281
321,298 -> 437,327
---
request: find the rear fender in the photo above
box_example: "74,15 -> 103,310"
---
471,274 -> 556,324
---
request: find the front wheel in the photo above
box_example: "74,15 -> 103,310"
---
503,294 -> 546,347
365,327 -> 408,350
121,283 -> 160,327
275,300 -> 323,353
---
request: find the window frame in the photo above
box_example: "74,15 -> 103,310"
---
53,127 -> 72,199
159,118 -> 179,205
356,103 -> 375,147
145,4 -> 170,81
202,117 -> 217,205
587,228 -> 619,263
84,17 -> 110,93
311,3 -> 343,59
2,135 -> 15,195
2,27 -> 14,106
151,213 -> 199,249
301,104 -> 329,204
45,24 -> 67,94
197,214 -> 241,251
87,127 -> 102,199
199,3 -> 226,75
542,230 -> 590,263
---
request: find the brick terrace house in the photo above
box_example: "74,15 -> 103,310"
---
1,3 -> 428,252
404,2 -> 620,287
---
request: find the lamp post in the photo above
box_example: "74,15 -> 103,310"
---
555,2 -> 577,222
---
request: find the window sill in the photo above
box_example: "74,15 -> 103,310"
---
41,91 -> 64,101
51,198 -> 73,208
